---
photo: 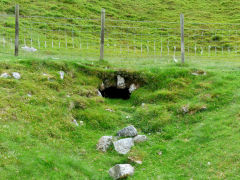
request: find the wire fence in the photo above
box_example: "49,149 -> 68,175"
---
0,8 -> 240,66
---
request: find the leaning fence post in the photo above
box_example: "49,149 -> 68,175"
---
100,9 -> 105,61
180,14 -> 185,63
15,4 -> 19,56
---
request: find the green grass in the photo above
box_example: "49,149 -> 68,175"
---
0,0 -> 240,59
0,55 -> 239,179
0,1 -> 240,179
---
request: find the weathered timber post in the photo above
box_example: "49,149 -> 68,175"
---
180,13 -> 185,63
15,4 -> 19,56
100,9 -> 105,61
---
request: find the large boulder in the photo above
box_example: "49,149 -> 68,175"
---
117,125 -> 137,137
96,136 -> 113,152
133,135 -> 147,143
109,164 -> 134,179
113,138 -> 134,154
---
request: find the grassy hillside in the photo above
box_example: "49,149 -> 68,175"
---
0,56 -> 239,179
1,0 -> 239,23
0,0 -> 240,59
0,1 -> 240,179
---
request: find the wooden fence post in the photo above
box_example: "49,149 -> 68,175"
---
15,4 -> 19,56
180,13 -> 184,63
100,9 -> 105,61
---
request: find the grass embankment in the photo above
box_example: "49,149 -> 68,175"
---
0,57 -> 239,179
0,0 -> 240,58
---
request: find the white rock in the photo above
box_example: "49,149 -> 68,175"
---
27,93 -> 32,97
97,136 -> 113,152
12,72 -> 21,79
133,135 -> 147,143
59,71 -> 64,80
129,84 -> 137,93
113,138 -> 134,154
117,75 -> 126,89
109,164 -> 134,180
117,125 -> 138,137
22,46 -> 37,52
72,119 -> 79,126
97,90 -> 102,97
79,121 -> 84,126
0,73 -> 10,78
141,103 -> 145,107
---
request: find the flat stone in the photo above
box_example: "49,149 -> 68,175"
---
117,125 -> 137,137
109,164 -> 134,179
96,136 -> 113,152
113,138 -> 134,154
133,135 -> 147,143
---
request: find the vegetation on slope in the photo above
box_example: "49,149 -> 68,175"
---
0,0 -> 240,58
0,57 -> 239,179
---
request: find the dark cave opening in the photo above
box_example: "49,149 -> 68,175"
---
100,87 -> 131,100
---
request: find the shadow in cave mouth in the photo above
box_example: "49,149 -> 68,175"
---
100,87 -> 131,100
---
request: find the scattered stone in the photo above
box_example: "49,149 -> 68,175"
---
133,135 -> 147,143
99,82 -> 105,91
128,156 -> 142,165
66,95 -> 71,98
12,72 -> 21,79
59,71 -> 64,80
21,46 -> 37,52
0,73 -> 10,78
97,136 -> 113,152
117,75 -> 126,89
106,108 -> 114,112
126,115 -> 130,119
129,84 -> 137,93
79,121 -> 84,126
181,105 -> 189,114
192,70 -> 207,76
113,138 -> 134,154
109,164 -> 134,179
207,162 -> 211,165
117,125 -> 137,137
27,93 -> 32,97
97,90 -> 102,97
200,105 -> 207,111
141,103 -> 145,107
158,151 -> 162,156
72,119 -> 79,126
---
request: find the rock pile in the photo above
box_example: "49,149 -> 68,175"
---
96,125 -> 147,179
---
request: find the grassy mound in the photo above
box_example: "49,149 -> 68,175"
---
0,58 -> 239,179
